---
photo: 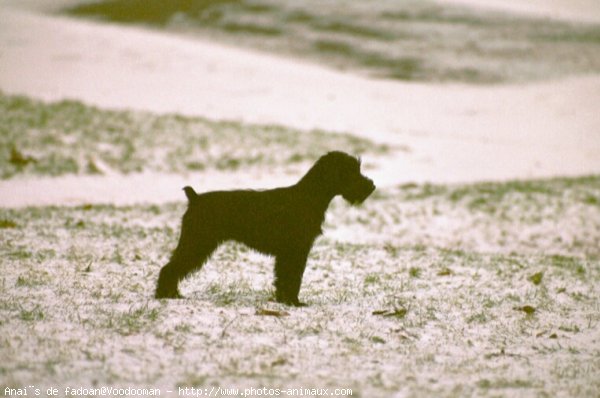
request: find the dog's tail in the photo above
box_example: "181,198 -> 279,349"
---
183,186 -> 198,202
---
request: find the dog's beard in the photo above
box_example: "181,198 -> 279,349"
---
345,193 -> 370,206
342,181 -> 375,205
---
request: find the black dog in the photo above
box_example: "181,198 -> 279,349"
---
155,151 -> 375,306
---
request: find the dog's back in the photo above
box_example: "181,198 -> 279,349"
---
183,185 -> 324,254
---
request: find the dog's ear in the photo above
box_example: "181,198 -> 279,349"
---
183,186 -> 198,202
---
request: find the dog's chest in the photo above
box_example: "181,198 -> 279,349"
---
270,203 -> 324,235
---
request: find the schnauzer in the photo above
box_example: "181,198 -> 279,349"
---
155,151 -> 375,306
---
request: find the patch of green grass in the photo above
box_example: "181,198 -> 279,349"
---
16,271 -> 51,287
448,179 -> 557,202
19,306 -> 45,321
66,0 -> 243,25
399,176 -> 600,208
66,0 -> 600,83
467,311 -> 488,324
528,271 -> 544,285
220,21 -> 282,36
399,183 -> 448,200
0,218 -> 18,228
408,266 -> 421,278
477,378 -> 537,390
7,247 -> 33,260
312,39 -> 355,57
363,273 -> 381,287
310,20 -> 395,41
535,27 -> 600,44
204,279 -> 264,306
550,255 -> 587,277
0,93 -> 388,179
109,304 -> 162,335
583,194 -> 599,206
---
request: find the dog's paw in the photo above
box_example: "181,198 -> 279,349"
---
275,295 -> 307,307
155,289 -> 183,299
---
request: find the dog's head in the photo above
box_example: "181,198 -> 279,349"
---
313,151 -> 376,205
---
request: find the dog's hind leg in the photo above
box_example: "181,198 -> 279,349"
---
155,220 -> 217,299
273,250 -> 310,306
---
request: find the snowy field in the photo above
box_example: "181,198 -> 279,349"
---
2,170 -> 599,396
1,0 -> 599,397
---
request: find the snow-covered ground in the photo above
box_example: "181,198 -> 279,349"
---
1,177 -> 599,397
1,0 -> 599,207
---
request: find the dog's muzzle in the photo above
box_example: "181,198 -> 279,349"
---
361,178 -> 376,201
344,177 -> 376,205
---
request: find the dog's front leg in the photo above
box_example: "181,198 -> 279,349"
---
273,250 -> 310,306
